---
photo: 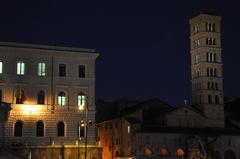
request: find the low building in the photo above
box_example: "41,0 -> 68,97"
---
97,13 -> 240,159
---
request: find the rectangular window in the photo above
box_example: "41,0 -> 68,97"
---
0,61 -> 2,74
127,125 -> 130,134
78,94 -> 86,110
58,96 -> 65,106
78,65 -> 85,78
17,61 -> 25,75
59,64 -> 66,77
38,62 -> 46,76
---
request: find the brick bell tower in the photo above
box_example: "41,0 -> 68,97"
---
189,13 -> 224,127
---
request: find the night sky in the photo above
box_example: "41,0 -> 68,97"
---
0,1 -> 239,106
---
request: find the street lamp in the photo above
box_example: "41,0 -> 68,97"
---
77,93 -> 92,159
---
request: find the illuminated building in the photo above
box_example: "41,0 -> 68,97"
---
0,42 -> 101,159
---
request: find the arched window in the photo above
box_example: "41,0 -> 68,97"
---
78,92 -> 86,110
206,52 -> 209,62
160,148 -> 169,156
15,89 -> 26,104
210,68 -> 213,76
143,147 -> 154,156
58,92 -> 66,106
36,121 -> 44,137
176,148 -> 185,157
14,120 -> 23,137
37,91 -> 45,104
208,95 -> 212,104
215,96 -> 219,104
57,121 -> 65,137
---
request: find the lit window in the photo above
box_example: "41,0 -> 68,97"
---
58,92 -> 66,106
78,93 -> 86,110
79,65 -> 85,78
143,147 -> 153,156
0,61 -> 3,74
17,61 -> 25,75
38,63 -> 46,76
127,125 -> 130,133
160,148 -> 169,156
176,148 -> 185,157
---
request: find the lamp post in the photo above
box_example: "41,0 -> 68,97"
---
84,107 -> 88,159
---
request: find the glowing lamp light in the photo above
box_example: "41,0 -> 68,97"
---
21,104 -> 41,115
78,105 -> 84,111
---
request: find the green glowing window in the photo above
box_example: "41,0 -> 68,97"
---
17,61 -> 25,75
78,93 -> 86,110
0,61 -> 3,74
38,63 -> 46,76
58,92 -> 66,106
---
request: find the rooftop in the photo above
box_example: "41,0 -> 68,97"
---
0,42 -> 96,53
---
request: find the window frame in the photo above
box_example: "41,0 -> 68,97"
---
36,121 -> 44,137
14,120 -> 23,137
37,90 -> 45,104
38,62 -> 46,76
77,92 -> 86,110
58,63 -> 67,77
58,91 -> 66,106
0,61 -> 3,74
78,65 -> 86,78
57,121 -> 65,137
17,61 -> 25,75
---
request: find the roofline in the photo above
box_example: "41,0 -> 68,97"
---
0,42 -> 96,53
140,126 -> 240,135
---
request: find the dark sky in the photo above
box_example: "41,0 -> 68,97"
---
0,1 -> 239,106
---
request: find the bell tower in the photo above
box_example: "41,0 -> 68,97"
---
189,14 -> 224,127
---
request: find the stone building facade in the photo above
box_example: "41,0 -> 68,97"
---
0,42 -> 101,159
